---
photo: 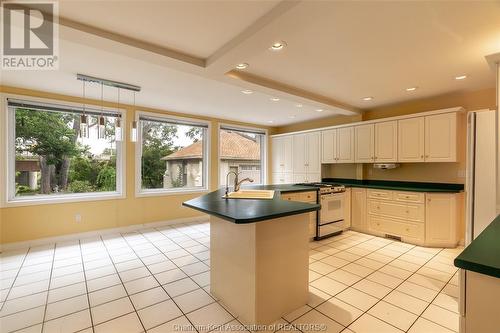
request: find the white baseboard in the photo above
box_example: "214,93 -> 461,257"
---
0,215 -> 209,252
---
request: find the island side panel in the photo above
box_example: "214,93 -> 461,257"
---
210,216 -> 257,323
210,213 -> 310,325
255,213 -> 309,324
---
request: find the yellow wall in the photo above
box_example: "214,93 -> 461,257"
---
0,85 -> 275,244
279,87 -> 496,184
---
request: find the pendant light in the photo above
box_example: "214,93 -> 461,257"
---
80,81 -> 89,138
98,82 -> 106,139
114,88 -> 123,142
130,91 -> 138,142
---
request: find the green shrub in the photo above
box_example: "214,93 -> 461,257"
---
68,180 -> 94,193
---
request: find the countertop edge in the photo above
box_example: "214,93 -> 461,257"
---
454,258 -> 500,279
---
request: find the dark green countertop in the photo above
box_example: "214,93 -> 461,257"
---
454,214 -> 500,279
182,185 -> 320,224
323,178 -> 464,193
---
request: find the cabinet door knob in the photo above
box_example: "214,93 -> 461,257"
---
420,155 -> 424,159
406,210 -> 410,213
425,155 -> 429,158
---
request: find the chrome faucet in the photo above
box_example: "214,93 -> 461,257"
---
225,171 -> 254,196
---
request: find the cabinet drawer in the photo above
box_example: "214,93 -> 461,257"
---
281,193 -> 301,202
394,191 -> 425,204
367,189 -> 393,200
368,215 -> 424,240
368,199 -> 424,222
299,191 -> 317,203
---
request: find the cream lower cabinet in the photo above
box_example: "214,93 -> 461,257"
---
363,189 -> 459,247
281,191 -> 318,239
351,188 -> 367,232
425,193 -> 459,247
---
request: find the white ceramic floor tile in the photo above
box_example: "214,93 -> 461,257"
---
42,309 -> 92,333
421,304 -> 459,332
138,300 -> 183,330
45,294 -> 89,321
89,284 -> 128,307
342,263 -> 374,278
383,290 -> 429,316
94,312 -> 144,333
130,286 -> 170,310
173,288 -> 214,313
162,278 -> 199,298
282,305 -> 312,322
186,302 -> 233,333
47,282 -> 87,303
335,288 -> 378,311
180,262 -> 209,276
0,305 -> 45,332
123,275 -> 160,295
307,286 -> 332,308
432,293 -> 459,313
87,274 -> 122,292
148,260 -> 177,274
155,268 -> 188,285
365,272 -> 403,289
147,314 -> 193,333
0,292 -> 47,317
396,281 -> 439,302
327,270 -> 363,286
310,277 -> 348,296
310,262 -> 337,275
316,297 -> 363,326
368,300 -> 417,331
348,313 -> 403,333
408,317 -> 455,333
352,279 -> 391,299
91,297 -> 135,325
293,309 -> 344,333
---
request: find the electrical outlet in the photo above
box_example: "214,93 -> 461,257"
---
75,213 -> 82,223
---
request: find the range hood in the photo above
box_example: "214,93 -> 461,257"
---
373,163 -> 400,170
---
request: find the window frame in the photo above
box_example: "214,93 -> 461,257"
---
217,123 -> 268,188
135,111 -> 210,197
1,94 -> 127,207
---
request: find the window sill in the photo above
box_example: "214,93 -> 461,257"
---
136,188 -> 209,198
3,192 -> 125,207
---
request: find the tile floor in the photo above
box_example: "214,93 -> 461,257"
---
0,221 -> 461,333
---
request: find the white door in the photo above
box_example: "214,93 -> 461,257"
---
306,132 -> 321,173
398,117 -> 425,162
374,121 -> 398,162
336,127 -> 355,163
425,113 -> 457,162
293,134 -> 307,173
355,124 -> 374,163
322,129 -> 336,163
282,136 -> 293,173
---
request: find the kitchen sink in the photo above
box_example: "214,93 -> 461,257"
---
223,190 -> 275,200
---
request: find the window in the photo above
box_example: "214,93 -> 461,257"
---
137,112 -> 209,194
219,125 -> 266,187
6,98 -> 125,204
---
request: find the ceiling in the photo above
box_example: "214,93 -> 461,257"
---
1,1 -> 500,126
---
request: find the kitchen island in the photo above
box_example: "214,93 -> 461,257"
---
183,185 -> 320,325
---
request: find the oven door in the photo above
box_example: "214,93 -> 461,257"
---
320,192 -> 345,224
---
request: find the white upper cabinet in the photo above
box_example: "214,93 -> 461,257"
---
271,136 -> 293,173
337,127 -> 355,163
374,121 -> 398,162
293,134 -> 307,173
355,124 -> 375,163
307,132 -> 321,173
398,117 -> 425,162
424,113 -> 457,162
321,129 -> 336,163
293,132 -> 321,177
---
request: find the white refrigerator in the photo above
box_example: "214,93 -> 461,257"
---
465,109 -> 497,243
459,109 -> 497,332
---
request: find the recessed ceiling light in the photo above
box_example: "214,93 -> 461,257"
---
288,115 -> 296,119
362,96 -> 374,101
270,97 -> 280,102
295,104 -> 303,108
316,109 -> 324,112
235,63 -> 249,70
406,87 -> 418,92
455,75 -> 467,80
267,120 -> 274,123
241,89 -> 253,95
270,41 -> 287,51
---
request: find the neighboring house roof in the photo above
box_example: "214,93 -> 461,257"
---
163,131 -> 260,161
